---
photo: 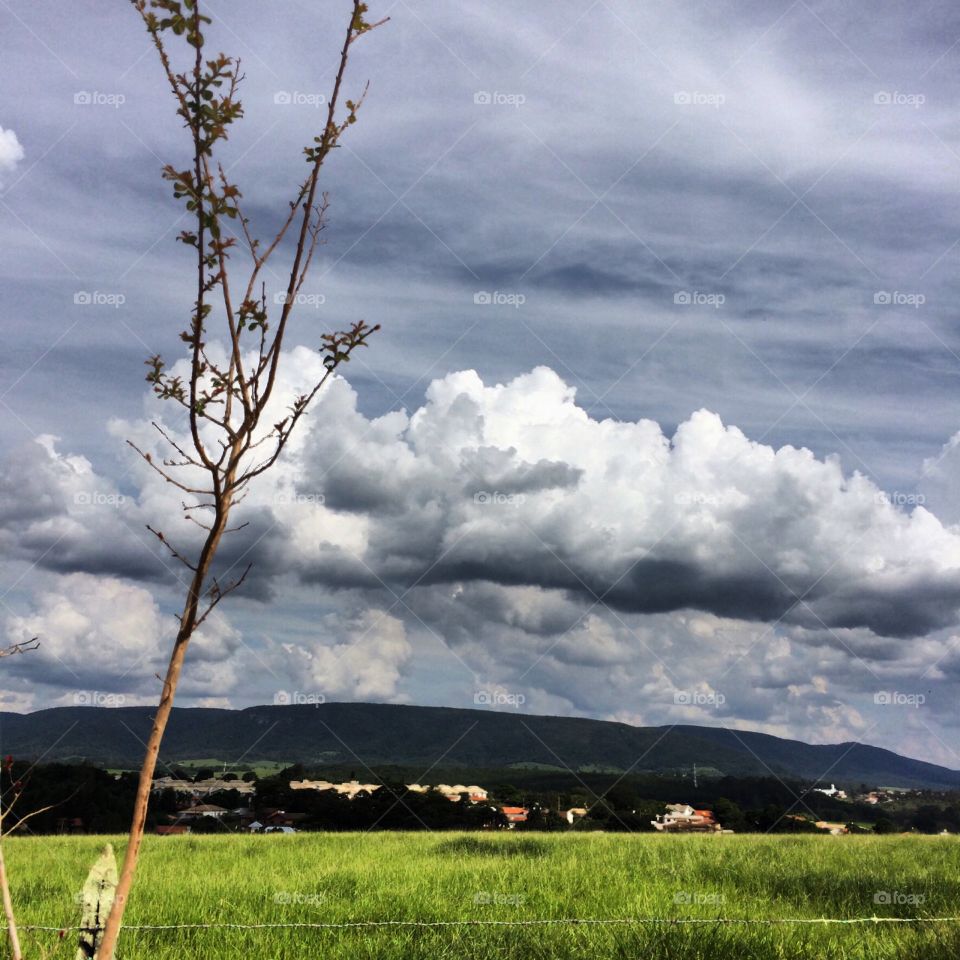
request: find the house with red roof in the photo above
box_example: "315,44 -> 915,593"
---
651,804 -> 721,832
500,805 -> 529,827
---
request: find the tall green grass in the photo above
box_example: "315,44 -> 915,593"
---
7,833 -> 960,959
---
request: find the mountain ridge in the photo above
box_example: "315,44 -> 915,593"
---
2,702 -> 957,789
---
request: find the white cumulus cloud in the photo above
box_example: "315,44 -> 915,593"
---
0,126 -> 24,185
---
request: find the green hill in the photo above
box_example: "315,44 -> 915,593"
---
2,702 -> 957,789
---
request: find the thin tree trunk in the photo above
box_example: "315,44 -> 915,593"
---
97,496 -> 233,960
0,842 -> 22,960
96,5 -> 383,956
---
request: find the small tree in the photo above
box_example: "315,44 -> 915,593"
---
0,760 -> 24,960
98,2 -> 387,956
0,640 -> 37,960
1,752 -> 64,960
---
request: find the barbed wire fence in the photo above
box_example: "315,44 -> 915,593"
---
10,846 -> 959,951
7,915 -> 960,934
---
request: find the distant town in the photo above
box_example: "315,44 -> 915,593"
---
148,775 -> 930,836
10,760 -> 956,837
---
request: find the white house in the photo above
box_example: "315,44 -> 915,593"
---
651,804 -> 720,832
180,803 -> 228,819
812,784 -> 847,800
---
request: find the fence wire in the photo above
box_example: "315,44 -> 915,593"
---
9,916 -> 960,932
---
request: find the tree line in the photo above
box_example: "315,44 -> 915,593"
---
7,760 -> 960,835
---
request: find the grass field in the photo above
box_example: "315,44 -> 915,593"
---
7,833 -> 960,959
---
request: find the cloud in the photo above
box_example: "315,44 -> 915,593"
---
4,357 -> 960,758
288,364 -> 960,639
268,609 -> 413,702
0,434 -> 173,582
1,573 -> 412,710
4,573 -> 169,692
3,359 -> 959,642
1,569 -> 268,705
0,126 -> 23,185
919,431 -> 960,525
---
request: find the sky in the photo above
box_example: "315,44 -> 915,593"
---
3,0 -> 960,769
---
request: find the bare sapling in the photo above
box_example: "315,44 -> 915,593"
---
1,748 -> 65,960
97,2 -> 387,956
0,639 -> 38,960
